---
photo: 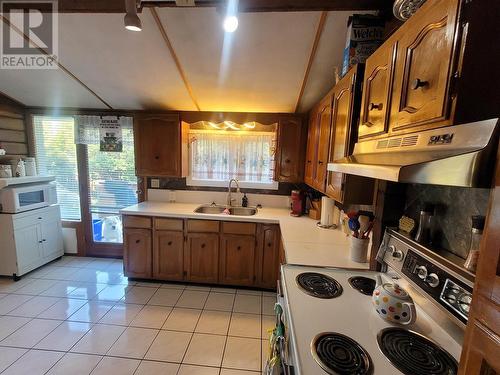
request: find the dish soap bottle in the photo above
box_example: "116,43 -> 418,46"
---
241,193 -> 248,207
464,215 -> 485,272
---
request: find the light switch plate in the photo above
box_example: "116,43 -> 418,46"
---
151,178 -> 160,188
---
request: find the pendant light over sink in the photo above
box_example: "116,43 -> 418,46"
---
124,0 -> 142,31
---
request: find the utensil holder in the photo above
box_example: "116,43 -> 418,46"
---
350,236 -> 369,263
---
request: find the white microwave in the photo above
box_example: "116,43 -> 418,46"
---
0,182 -> 57,213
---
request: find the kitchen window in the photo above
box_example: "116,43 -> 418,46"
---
33,116 -> 81,221
187,121 -> 278,189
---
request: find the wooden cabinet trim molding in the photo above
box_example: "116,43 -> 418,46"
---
154,218 -> 183,231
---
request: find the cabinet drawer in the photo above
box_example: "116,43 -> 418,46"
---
155,218 -> 183,231
123,215 -> 152,229
222,221 -> 256,235
13,205 -> 60,230
187,219 -> 220,233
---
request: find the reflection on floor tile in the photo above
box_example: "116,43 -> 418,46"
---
0,256 -> 276,374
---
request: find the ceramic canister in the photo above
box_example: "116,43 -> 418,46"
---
0,164 -> 12,178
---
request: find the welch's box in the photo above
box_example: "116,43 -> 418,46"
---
342,14 -> 384,76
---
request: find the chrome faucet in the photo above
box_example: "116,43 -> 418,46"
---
227,178 -> 240,207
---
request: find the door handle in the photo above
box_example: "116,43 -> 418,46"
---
167,241 -> 172,246
411,78 -> 428,90
369,102 -> 383,111
201,243 -> 205,249
135,239 -> 140,244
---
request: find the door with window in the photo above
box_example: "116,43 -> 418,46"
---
33,115 -> 138,257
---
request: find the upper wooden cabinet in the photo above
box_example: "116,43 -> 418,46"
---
390,0 -> 459,132
134,114 -> 188,177
359,0 -> 500,140
359,39 -> 397,139
274,116 -> 305,183
310,93 -> 333,192
326,66 -> 375,205
304,113 -> 319,186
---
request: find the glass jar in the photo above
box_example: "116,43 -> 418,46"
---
464,215 -> 485,272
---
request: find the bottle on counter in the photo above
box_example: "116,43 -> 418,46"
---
464,215 -> 486,272
241,193 -> 248,207
414,203 -> 434,245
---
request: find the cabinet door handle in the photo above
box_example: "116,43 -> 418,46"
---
38,240 -> 43,243
411,78 -> 428,90
135,239 -> 141,244
237,246 -> 241,250
307,160 -> 312,163
267,242 -> 272,247
369,102 -> 383,111
154,155 -> 160,160
318,160 -> 324,165
201,243 -> 205,249
42,239 -> 46,242
167,241 -> 172,246
38,217 -> 42,220
285,159 -> 291,164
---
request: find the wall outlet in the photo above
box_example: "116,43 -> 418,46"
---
151,178 -> 160,188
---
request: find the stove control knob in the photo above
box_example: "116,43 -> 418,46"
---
390,246 -> 404,261
426,273 -> 440,288
416,265 -> 428,279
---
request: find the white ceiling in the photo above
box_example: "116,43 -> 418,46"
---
0,8 -> 373,113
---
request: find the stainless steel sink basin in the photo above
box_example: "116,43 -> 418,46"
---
193,205 -> 227,214
229,207 -> 257,216
193,204 -> 257,216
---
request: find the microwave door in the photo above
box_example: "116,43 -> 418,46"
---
18,190 -> 45,207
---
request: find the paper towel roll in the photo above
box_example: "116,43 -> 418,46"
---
320,197 -> 336,227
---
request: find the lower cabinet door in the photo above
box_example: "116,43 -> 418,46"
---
40,216 -> 63,259
185,233 -> 219,283
153,230 -> 184,281
123,228 -> 152,278
219,235 -> 256,286
256,225 -> 280,289
15,223 -> 43,274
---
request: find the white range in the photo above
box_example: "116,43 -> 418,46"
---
273,228 -> 471,375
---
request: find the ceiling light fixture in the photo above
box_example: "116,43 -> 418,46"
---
223,0 -> 239,33
124,0 -> 142,31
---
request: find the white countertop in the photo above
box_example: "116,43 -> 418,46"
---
120,201 -> 369,269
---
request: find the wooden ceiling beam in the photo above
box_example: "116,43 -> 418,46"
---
54,0 -> 390,13
294,11 -> 327,113
150,8 -> 201,111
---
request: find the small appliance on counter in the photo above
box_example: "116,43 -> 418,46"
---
290,190 -> 305,217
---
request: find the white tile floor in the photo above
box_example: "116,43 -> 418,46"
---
0,256 -> 276,375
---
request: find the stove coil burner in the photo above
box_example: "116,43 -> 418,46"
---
348,276 -> 376,296
311,332 -> 372,375
296,272 -> 343,299
377,327 -> 458,375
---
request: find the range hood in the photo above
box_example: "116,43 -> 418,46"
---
328,118 -> 499,188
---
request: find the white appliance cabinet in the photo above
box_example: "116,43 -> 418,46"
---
0,204 -> 63,280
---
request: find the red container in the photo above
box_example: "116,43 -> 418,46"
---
290,190 -> 305,217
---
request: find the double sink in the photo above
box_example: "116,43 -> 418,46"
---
194,204 -> 257,216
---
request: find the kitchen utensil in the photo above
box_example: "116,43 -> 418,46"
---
372,275 -> 416,325
362,222 -> 374,239
358,215 -> 370,233
348,217 -> 360,237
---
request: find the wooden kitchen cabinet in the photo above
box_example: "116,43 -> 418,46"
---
310,92 -> 333,192
123,228 -> 152,279
134,114 -> 189,177
358,39 -> 397,139
185,233 -> 219,283
153,230 -> 184,281
389,0 -> 459,133
255,224 -> 280,289
326,65 -> 374,205
304,112 -> 318,186
275,116 -> 306,183
219,234 -> 256,286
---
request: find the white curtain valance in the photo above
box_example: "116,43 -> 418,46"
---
74,115 -> 133,145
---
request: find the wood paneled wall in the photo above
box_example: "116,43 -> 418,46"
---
0,95 -> 28,157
